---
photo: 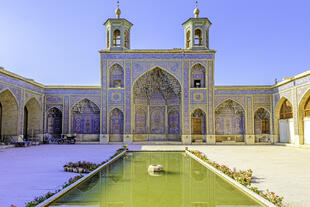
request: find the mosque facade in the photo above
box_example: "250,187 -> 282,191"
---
1,5 -> 310,146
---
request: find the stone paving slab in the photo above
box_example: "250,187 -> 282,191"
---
0,144 -> 309,207
0,144 -> 141,207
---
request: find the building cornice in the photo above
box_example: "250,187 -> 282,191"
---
215,85 -> 273,91
0,68 -> 45,88
99,49 -> 216,54
45,85 -> 101,90
272,69 -> 310,89
0,68 -> 100,90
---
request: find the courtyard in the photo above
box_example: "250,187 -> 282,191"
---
0,145 -> 309,207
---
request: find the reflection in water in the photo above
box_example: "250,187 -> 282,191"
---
50,152 -> 262,207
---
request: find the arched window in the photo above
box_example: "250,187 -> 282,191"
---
124,30 -> 129,48
109,108 -> 124,135
194,29 -> 202,46
71,99 -> 100,134
113,29 -> 121,46
47,107 -> 62,135
107,30 -> 110,48
254,108 -> 270,134
191,64 -> 206,88
186,30 -> 191,48
280,100 -> 293,119
109,64 -> 124,88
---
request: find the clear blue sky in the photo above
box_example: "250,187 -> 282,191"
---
0,0 -> 309,86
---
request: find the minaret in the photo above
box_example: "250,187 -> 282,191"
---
182,1 -> 212,50
104,1 -> 133,51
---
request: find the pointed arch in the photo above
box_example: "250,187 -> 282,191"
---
275,97 -> 294,143
132,67 -> 182,141
191,63 -> 206,88
254,108 -> 270,134
46,107 -> 62,136
298,88 -> 310,145
133,65 -> 182,85
191,108 -> 206,135
0,88 -> 18,106
24,97 -> 42,139
194,28 -> 202,45
71,98 -> 100,134
215,99 -> 245,135
215,98 -> 246,112
113,29 -> 121,46
0,89 -> 18,137
109,108 -> 124,142
109,63 -> 124,88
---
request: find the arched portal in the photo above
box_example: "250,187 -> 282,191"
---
191,109 -> 206,143
24,97 -> 42,140
215,100 -> 245,142
277,99 -> 293,143
0,89 -> 18,139
133,67 -> 182,141
71,99 -> 100,134
47,107 -> 62,136
298,90 -> 310,145
254,108 -> 270,135
109,108 -> 124,142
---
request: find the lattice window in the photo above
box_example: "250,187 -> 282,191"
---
254,108 -> 270,134
280,100 -> 293,119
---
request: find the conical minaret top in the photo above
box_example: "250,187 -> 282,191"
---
115,1 -> 121,19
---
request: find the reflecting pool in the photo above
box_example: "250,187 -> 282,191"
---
50,152 -> 262,207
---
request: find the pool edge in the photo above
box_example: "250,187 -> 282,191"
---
37,150 -> 127,207
185,150 -> 277,207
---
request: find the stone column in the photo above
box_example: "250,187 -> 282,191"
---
245,96 -> 255,144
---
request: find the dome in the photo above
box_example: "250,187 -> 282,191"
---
194,7 -> 200,18
115,7 -> 121,18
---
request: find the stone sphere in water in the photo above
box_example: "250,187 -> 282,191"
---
148,165 -> 164,176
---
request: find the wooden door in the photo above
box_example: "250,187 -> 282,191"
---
192,118 -> 202,134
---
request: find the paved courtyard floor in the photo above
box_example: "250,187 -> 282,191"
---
0,144 -> 309,207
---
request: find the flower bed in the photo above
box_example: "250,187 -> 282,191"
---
187,149 -> 283,207
24,145 -> 128,207
64,161 -> 102,173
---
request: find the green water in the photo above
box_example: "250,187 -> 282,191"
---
50,152 -> 262,207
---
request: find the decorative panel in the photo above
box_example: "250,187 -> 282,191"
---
150,106 -> 165,134
191,90 -> 207,104
135,106 -> 147,134
109,90 -> 124,105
